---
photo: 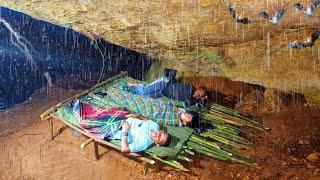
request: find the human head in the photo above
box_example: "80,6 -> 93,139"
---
180,112 -> 194,125
193,87 -> 207,100
150,130 -> 170,146
180,111 -> 199,126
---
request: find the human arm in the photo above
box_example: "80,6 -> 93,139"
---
121,122 -> 131,153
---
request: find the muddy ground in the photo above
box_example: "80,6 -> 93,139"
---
0,77 -> 319,179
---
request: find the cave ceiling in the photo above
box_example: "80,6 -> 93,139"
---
1,0 -> 320,102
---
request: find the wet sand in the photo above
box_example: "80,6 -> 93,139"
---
1,83 -> 320,179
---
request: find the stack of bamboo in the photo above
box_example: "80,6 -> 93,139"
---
150,103 -> 267,171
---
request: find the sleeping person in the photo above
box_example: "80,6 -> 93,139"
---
70,100 -> 170,153
127,68 -> 207,107
96,87 -> 199,128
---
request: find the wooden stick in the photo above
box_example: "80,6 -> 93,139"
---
51,115 -> 155,165
143,162 -> 148,175
80,138 -> 94,149
40,72 -> 128,119
94,141 -> 99,160
42,115 -> 51,121
48,117 -> 53,141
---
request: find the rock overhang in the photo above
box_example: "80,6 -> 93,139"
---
1,0 -> 319,103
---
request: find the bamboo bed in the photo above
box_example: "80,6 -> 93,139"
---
40,71 -> 267,172
40,72 -> 155,173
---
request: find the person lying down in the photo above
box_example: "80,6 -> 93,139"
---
94,87 -> 199,128
70,100 -> 170,153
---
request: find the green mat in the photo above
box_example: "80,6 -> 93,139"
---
55,106 -> 80,127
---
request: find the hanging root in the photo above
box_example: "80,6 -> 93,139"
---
90,39 -> 106,84
0,18 -> 37,70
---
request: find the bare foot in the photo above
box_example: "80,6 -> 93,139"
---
127,82 -> 138,87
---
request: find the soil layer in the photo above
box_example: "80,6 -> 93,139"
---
1,77 -> 319,179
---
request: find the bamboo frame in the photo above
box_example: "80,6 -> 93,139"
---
94,141 -> 99,160
41,72 -> 155,166
40,71 -> 128,119
48,117 -> 53,140
142,162 -> 148,175
80,138 -> 94,149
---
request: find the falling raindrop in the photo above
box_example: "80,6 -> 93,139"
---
266,32 -> 270,71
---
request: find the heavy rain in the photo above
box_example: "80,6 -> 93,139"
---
0,1 -> 319,179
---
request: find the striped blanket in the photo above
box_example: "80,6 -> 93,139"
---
72,100 -> 130,139
104,87 -> 182,127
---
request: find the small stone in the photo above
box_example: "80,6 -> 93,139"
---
306,152 -> 320,163
298,139 -> 310,145
242,176 -> 250,180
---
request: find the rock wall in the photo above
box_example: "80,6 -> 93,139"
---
1,0 -> 319,103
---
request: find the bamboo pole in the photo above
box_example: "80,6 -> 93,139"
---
40,72 -> 128,119
142,162 -> 148,175
80,138 -> 94,149
51,115 -> 155,165
48,117 -> 53,141
149,154 -> 189,172
94,141 -> 99,160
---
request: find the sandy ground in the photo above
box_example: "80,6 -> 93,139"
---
1,81 -> 320,179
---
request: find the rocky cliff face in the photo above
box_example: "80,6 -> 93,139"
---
1,0 -> 319,102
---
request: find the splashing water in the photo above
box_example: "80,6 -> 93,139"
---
0,18 -> 37,69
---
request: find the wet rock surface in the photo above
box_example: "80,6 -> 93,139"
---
0,1 -> 319,179
1,0 -> 320,103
